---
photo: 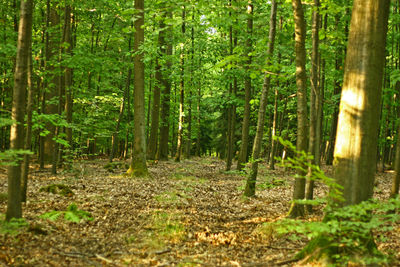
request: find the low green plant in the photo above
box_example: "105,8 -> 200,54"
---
270,137 -> 400,266
40,203 -> 93,223
0,215 -> 29,235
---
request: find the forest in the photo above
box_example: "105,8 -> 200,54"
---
1,0 -> 400,266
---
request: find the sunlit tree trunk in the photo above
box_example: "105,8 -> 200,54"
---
128,0 -> 148,177
288,0 -> 308,218
7,0 -> 33,220
333,0 -> 390,206
244,0 -> 277,197
175,7 -> 186,162
236,1 -> 253,171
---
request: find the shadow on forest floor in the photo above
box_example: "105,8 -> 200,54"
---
0,157 -> 399,266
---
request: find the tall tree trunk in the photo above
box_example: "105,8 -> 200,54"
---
110,68 -> 131,162
148,18 -> 166,160
305,0 -> 320,213
333,0 -> 390,206
64,4 -> 73,152
7,0 -> 33,220
288,0 -> 308,218
157,16 -> 173,161
21,45 -> 34,203
244,0 -> 277,197
236,1 -> 253,171
128,0 -> 148,177
43,1 -> 60,164
226,0 -> 236,170
175,7 -> 186,162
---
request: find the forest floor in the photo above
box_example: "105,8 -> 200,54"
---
0,157 -> 400,266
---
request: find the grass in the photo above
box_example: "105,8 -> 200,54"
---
139,210 -> 186,250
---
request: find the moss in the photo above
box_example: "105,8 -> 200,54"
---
39,184 -> 74,197
126,160 -> 149,177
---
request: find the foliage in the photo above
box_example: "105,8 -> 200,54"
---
40,203 -> 93,223
272,137 -> 400,266
0,215 -> 29,236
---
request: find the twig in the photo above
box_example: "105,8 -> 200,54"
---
154,248 -> 171,255
262,245 -> 297,250
95,254 -> 113,264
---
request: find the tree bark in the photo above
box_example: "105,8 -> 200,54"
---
333,0 -> 390,206
128,0 -> 148,177
305,0 -> 320,213
7,0 -> 33,220
175,7 -> 186,162
288,0 -> 308,218
148,18 -> 166,160
236,1 -> 253,171
244,0 -> 277,197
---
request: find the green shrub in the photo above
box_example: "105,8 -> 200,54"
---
270,137 -> 400,266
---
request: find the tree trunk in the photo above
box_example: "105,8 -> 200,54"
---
157,18 -> 173,161
21,45 -> 34,203
127,0 -> 148,177
175,7 -> 186,162
305,0 -> 320,213
236,1 -> 253,171
333,0 -> 390,206
43,2 -> 60,164
110,68 -> 131,162
7,0 -> 33,220
148,18 -> 166,160
288,0 -> 308,218
244,0 -> 277,197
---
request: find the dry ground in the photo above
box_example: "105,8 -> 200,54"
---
0,157 -> 399,266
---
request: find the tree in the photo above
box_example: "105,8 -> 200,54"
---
288,0 -> 308,218
174,6 -> 186,162
244,0 -> 278,197
127,0 -> 148,177
236,0 -> 253,171
6,0 -> 33,220
333,0 -> 390,206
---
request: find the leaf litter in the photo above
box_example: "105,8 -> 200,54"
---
0,158 -> 399,266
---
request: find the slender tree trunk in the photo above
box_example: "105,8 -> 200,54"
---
110,69 -> 131,162
157,23 -> 173,161
43,2 -> 60,164
333,0 -> 390,206
305,0 -> 320,213
269,88 -> 279,170
226,0 -> 236,170
64,4 -> 73,152
148,18 -> 166,160
175,7 -> 186,162
244,0 -> 277,197
21,46 -> 34,203
128,0 -> 148,177
236,1 -> 253,171
288,0 -> 308,218
7,0 -> 33,220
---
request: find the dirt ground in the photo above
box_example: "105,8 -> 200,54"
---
0,157 -> 399,266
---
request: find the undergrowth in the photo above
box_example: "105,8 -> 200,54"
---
263,137 -> 400,266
